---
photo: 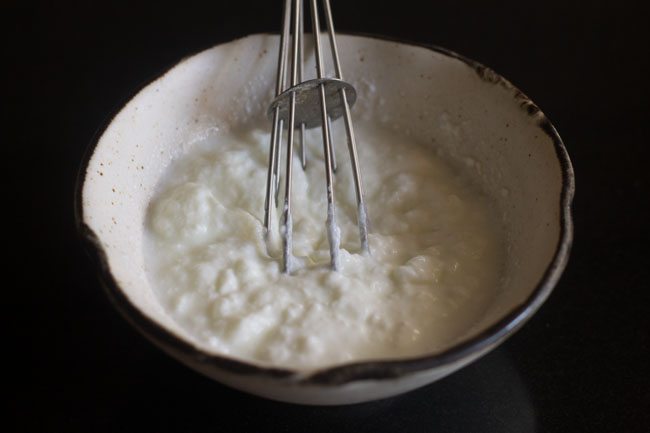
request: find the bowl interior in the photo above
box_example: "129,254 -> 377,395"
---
80,34 -> 571,370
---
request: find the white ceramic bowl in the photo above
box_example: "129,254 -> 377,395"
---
76,34 -> 574,405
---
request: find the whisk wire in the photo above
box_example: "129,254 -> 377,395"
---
264,0 -> 368,272
310,0 -> 340,270
280,0 -> 302,273
323,0 -> 369,253
264,0 -> 292,231
298,5 -> 307,170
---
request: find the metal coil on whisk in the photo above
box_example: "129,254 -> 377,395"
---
263,0 -> 370,273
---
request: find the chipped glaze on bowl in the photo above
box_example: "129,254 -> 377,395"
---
76,34 -> 574,405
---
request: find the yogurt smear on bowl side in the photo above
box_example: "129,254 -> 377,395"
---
144,121 -> 504,370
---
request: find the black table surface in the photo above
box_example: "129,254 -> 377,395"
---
8,1 -> 649,432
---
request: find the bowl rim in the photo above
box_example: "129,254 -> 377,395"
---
74,33 -> 575,386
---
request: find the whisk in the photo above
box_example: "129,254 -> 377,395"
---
263,0 -> 369,273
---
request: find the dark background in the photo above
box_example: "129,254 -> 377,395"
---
7,0 -> 649,432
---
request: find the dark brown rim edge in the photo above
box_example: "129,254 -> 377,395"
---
74,33 -> 575,387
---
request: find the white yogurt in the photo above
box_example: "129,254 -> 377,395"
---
144,121 -> 504,369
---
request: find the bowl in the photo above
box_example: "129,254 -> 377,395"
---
76,34 -> 574,405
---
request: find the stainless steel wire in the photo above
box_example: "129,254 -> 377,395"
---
263,0 -> 370,273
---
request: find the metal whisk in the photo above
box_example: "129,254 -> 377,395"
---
263,0 -> 369,273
